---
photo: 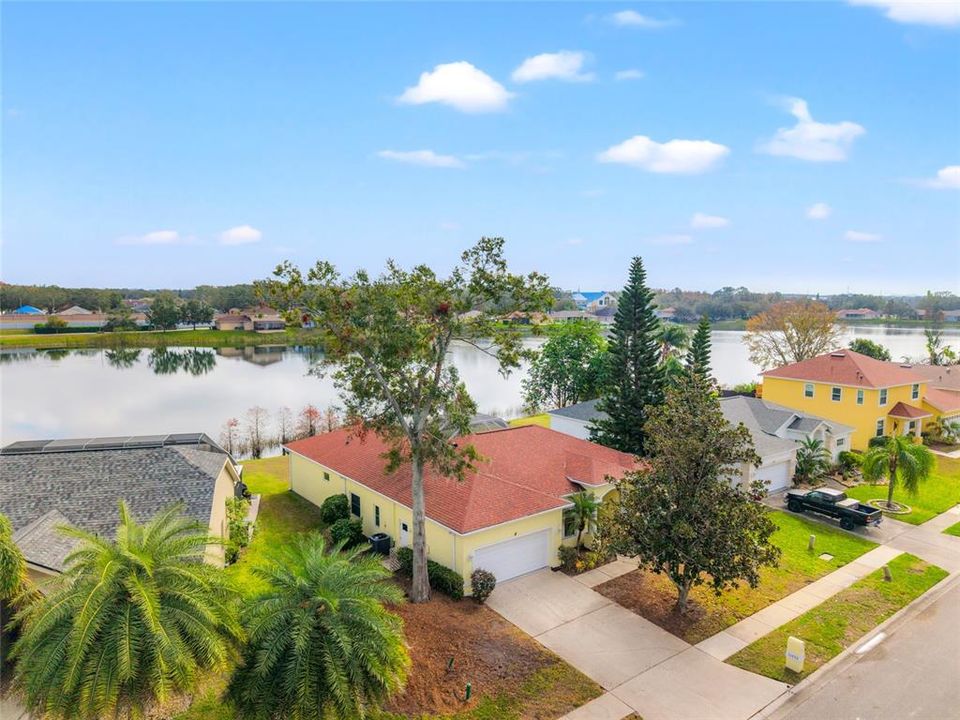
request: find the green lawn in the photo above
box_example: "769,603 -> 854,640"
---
943,521 -> 960,537
596,511 -> 876,643
0,327 -> 326,350
844,456 -> 960,525
727,553 -> 947,683
225,455 -> 326,595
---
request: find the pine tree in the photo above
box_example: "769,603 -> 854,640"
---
686,315 -> 712,378
590,257 -> 664,455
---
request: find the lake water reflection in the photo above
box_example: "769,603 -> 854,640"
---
1,326 -> 956,447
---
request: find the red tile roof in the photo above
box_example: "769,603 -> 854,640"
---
887,402 -> 931,419
285,425 -> 639,534
762,349 -> 925,388
924,388 -> 960,413
906,364 -> 960,391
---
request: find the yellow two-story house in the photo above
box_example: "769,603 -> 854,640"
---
760,349 -> 960,451
284,424 -> 638,593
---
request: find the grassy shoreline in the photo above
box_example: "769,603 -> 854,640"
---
0,327 -> 327,350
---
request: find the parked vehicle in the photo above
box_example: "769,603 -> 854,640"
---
785,488 -> 883,530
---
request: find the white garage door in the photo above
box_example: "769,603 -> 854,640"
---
473,529 -> 551,582
757,461 -> 791,493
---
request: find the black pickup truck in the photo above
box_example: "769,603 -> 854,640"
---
785,488 -> 883,530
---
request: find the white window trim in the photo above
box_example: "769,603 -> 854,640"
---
804,383 -> 815,399
856,389 -> 864,405
911,384 -> 919,400
831,387 -> 842,402
562,509 -> 578,538
879,389 -> 888,407
875,417 -> 886,437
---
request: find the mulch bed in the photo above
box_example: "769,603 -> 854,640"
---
384,582 -> 559,717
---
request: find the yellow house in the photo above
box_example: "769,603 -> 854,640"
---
760,349 -> 960,451
0,433 -> 243,586
284,425 -> 638,593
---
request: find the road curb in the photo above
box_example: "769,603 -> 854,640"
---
749,568 -> 960,720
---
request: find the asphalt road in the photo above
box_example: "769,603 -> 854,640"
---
780,579 -> 960,720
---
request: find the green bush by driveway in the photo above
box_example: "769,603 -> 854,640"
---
727,553 -> 948,683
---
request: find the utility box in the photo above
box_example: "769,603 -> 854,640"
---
370,532 -> 391,555
785,636 -> 805,673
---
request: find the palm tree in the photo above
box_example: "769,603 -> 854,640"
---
794,437 -> 831,485
0,513 -> 25,603
228,534 -> 409,720
862,435 -> 936,509
11,502 -> 240,720
658,323 -> 690,364
569,491 -> 602,550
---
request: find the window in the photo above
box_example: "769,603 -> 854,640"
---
911,384 -> 919,400
804,383 -> 814,398
908,420 -> 917,434
879,388 -> 888,406
323,471 -> 330,482
350,493 -> 361,517
562,509 -> 578,538
836,438 -> 845,447
857,389 -> 864,405
831,387 -> 842,402
876,419 -> 885,437
374,505 -> 381,527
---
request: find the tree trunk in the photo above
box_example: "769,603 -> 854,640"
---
410,452 -> 431,603
887,456 -> 898,506
676,580 -> 691,610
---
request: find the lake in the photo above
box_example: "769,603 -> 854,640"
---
1,326 -> 955,448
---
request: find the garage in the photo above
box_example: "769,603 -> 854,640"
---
472,529 -> 551,582
757,460 -> 792,493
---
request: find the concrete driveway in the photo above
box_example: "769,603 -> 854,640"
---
488,569 -> 787,720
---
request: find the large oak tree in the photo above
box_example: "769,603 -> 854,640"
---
743,300 -> 840,369
259,238 -> 552,602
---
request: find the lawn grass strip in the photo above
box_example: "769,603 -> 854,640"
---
726,552 -> 948,683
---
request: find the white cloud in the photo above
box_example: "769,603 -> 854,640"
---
377,150 -> 465,168
116,230 -> 182,246
922,165 -> 960,189
609,10 -> 673,28
807,202 -> 832,220
615,69 -> 645,81
398,61 -> 513,113
760,97 -> 865,162
512,51 -> 594,83
848,0 -> 960,26
845,230 -> 883,242
597,135 -> 730,174
220,225 -> 263,246
690,212 -> 730,229
647,234 -> 694,246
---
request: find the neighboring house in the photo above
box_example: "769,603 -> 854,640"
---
655,307 -> 676,321
591,306 -> 618,325
760,349 -> 960,450
916,309 -> 960,322
10,305 -> 46,315
502,310 -> 548,325
215,307 -> 286,332
58,305 -> 92,315
547,310 -> 596,323
284,425 -> 638,589
718,396 -> 854,493
0,433 -> 243,583
585,292 -> 618,312
546,396 -> 852,494
835,308 -> 880,320
572,292 -> 612,310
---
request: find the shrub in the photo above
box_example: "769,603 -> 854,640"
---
838,450 -> 862,473
224,496 -> 251,565
557,545 -> 579,572
320,494 -> 350,525
470,569 -> 497,603
393,547 -> 464,600
330,518 -> 366,548
868,435 -> 889,449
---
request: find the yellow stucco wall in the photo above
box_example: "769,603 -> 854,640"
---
761,377 -> 927,451
205,460 -> 239,567
288,451 -> 617,594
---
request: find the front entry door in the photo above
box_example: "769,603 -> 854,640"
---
399,522 -> 410,547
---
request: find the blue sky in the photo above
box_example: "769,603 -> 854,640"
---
3,1 -> 958,294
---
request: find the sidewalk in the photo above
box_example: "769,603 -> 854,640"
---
696,545 -> 902,660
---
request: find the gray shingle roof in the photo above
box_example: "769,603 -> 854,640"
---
1,442 -> 232,572
547,399 -> 606,422
12,509 -> 78,573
